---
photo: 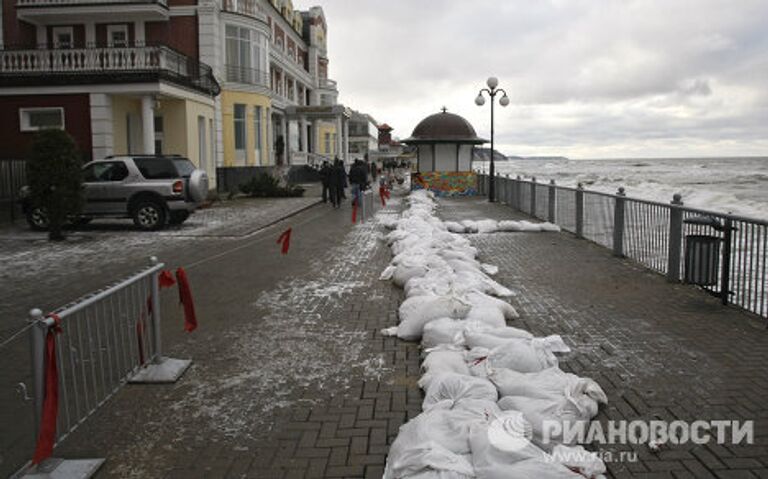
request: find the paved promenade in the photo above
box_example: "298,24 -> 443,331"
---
439,197 -> 768,479
4,190 -> 768,478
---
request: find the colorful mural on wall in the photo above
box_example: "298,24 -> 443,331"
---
411,171 -> 478,197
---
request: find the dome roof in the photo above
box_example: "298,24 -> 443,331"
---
403,110 -> 486,145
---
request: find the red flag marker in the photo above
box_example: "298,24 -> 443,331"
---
277,228 -> 292,254
379,186 -> 387,206
352,199 -> 358,223
176,267 -> 197,332
158,270 -> 176,289
32,314 -> 62,465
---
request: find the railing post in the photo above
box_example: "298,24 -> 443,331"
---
149,257 -> 163,360
515,175 -> 522,211
613,187 -> 626,257
28,308 -> 46,435
666,194 -> 684,282
575,183 -> 584,238
548,179 -> 557,223
721,218 -> 733,305
495,172 -> 501,203
504,174 -> 511,205
530,177 -> 537,217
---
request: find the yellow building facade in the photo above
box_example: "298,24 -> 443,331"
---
221,90 -> 272,167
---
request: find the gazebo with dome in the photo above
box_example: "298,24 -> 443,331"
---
402,108 -> 487,196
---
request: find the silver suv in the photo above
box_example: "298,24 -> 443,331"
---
23,155 -> 209,231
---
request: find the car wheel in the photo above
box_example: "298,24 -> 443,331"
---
26,207 -> 49,231
132,201 -> 167,231
168,210 -> 190,225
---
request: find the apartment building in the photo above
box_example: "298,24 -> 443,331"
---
0,0 -> 351,189
0,0 -> 220,181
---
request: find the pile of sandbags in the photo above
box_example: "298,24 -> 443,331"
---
380,190 -> 609,479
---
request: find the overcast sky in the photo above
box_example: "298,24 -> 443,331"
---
294,0 -> 768,159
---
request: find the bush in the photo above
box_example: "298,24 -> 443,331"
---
27,129 -> 83,240
239,173 -> 305,198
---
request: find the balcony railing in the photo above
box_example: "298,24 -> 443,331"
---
224,64 -> 269,86
0,45 -> 219,95
222,0 -> 261,17
17,0 -> 166,6
319,77 -> 337,90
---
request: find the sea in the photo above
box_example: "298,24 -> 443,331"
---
477,157 -> 768,220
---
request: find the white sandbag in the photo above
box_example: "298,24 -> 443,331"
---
397,295 -> 472,341
539,222 -> 561,232
380,265 -> 396,281
393,263 -> 429,288
481,263 -> 498,275
475,219 -> 499,234
460,220 -> 479,233
465,305 -> 507,329
482,335 -> 570,373
422,318 -> 466,349
551,445 -> 607,479
420,348 -> 471,389
465,291 -> 519,319
489,366 -> 607,404
498,384 -> 604,447
497,220 -> 523,232
469,413 -> 583,479
384,439 -> 475,479
422,372 -> 498,409
518,220 -> 545,232
443,221 -> 468,234
463,327 -> 533,349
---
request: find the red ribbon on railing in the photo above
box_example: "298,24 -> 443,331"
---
159,270 -> 176,289
379,186 -> 388,206
277,228 -> 292,255
176,267 -> 197,332
31,314 -> 62,465
352,198 -> 358,224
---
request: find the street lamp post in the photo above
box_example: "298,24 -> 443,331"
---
475,77 -> 509,202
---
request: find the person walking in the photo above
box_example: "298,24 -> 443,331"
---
319,160 -> 332,203
348,159 -> 368,207
329,158 -> 345,208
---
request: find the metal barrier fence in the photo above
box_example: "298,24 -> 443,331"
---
1,257 -> 189,478
0,158 -> 26,222
359,188 -> 383,223
478,173 -> 768,320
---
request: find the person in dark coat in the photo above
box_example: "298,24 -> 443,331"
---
348,159 -> 368,207
319,161 -> 332,203
329,158 -> 345,208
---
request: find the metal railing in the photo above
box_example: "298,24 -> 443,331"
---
0,158 -> 25,222
478,173 -> 768,320
1,258 -> 189,477
224,64 -> 269,86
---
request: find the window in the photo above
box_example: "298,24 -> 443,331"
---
52,27 -> 74,49
154,116 -> 164,155
107,25 -> 129,47
226,25 -> 252,83
234,103 -> 246,151
324,132 -> 330,154
19,107 -> 64,132
253,106 -> 262,164
134,158 -> 193,179
82,161 -> 129,182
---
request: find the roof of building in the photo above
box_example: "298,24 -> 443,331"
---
378,123 -> 393,131
402,109 -> 486,145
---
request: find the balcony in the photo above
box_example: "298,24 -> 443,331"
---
0,45 -> 219,95
224,65 -> 269,87
319,78 -> 337,90
221,0 -> 264,19
15,0 -> 168,23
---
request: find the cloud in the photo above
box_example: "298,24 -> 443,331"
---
294,0 -> 768,158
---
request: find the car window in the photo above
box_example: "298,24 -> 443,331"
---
82,162 -> 129,182
134,158 -> 178,179
171,158 -> 195,177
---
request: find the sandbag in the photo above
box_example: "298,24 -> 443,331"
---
481,335 -> 570,373
420,348 -> 470,389
422,318 -> 466,349
551,445 -> 607,479
469,413 -> 584,479
463,327 -> 534,349
475,219 -> 499,234
489,366 -> 607,404
397,295 -> 472,341
422,372 -> 498,409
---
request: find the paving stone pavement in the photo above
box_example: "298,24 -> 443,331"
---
438,196 -> 768,479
